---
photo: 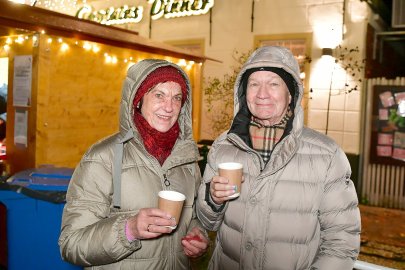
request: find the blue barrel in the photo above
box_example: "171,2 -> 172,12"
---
0,166 -> 82,270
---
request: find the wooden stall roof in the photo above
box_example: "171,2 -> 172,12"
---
0,1 -> 215,63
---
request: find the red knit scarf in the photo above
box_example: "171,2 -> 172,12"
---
133,110 -> 179,165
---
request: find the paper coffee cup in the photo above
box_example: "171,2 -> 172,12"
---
218,162 -> 243,198
158,190 -> 186,229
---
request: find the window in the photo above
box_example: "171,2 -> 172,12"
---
165,39 -> 205,141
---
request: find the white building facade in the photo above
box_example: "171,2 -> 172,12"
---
47,0 -> 372,154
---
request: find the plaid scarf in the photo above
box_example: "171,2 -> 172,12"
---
249,109 -> 292,163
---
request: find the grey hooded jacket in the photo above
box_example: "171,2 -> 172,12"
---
196,46 -> 361,270
59,59 -> 204,269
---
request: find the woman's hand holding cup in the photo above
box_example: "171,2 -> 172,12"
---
126,208 -> 177,240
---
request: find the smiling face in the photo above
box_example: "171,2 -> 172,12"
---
246,70 -> 291,126
140,81 -> 183,133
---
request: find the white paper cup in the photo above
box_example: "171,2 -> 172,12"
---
218,162 -> 243,198
158,190 -> 186,229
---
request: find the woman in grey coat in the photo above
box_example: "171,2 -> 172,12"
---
196,46 -> 361,270
59,60 -> 208,269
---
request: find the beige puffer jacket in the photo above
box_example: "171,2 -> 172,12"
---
196,46 -> 361,270
59,59 -> 203,269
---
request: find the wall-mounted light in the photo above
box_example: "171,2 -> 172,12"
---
321,48 -> 333,57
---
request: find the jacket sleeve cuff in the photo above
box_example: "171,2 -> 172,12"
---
205,182 -> 226,212
125,220 -> 138,242
118,215 -> 141,250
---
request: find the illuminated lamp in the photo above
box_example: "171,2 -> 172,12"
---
321,48 -> 333,58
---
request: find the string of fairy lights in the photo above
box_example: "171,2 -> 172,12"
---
34,0 -> 82,11
9,0 -> 86,12
0,31 -> 199,70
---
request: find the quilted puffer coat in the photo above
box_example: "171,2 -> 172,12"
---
59,59 -> 204,269
196,46 -> 361,270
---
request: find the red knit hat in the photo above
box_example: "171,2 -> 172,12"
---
133,66 -> 188,109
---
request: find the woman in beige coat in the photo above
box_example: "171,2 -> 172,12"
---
59,60 -> 208,269
196,46 -> 361,270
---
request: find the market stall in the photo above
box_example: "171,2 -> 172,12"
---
0,1 -> 207,174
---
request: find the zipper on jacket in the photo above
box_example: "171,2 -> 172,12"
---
163,174 -> 171,187
227,133 -> 264,169
161,173 -> 179,270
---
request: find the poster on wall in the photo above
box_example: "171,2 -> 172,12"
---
370,85 -> 405,165
13,55 -> 32,107
14,109 -> 28,147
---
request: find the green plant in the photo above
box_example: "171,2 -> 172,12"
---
204,50 -> 252,137
388,108 -> 405,128
360,195 -> 369,205
324,45 -> 365,134
334,45 -> 366,93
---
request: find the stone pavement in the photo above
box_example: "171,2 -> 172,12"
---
359,204 -> 405,269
